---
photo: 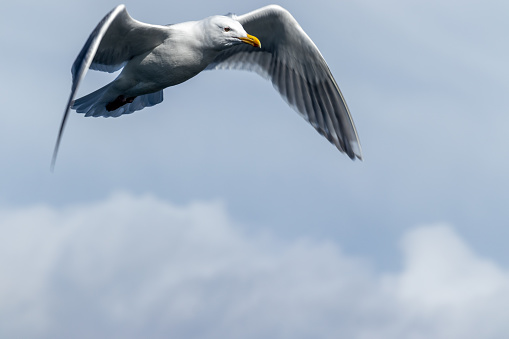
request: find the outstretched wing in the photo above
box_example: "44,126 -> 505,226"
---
207,5 -> 362,160
52,5 -> 170,170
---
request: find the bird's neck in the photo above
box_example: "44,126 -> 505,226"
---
170,21 -> 221,59
161,22 -> 220,79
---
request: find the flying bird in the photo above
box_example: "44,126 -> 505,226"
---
52,4 -> 362,169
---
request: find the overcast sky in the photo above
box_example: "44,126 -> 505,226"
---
1,0 -> 509,338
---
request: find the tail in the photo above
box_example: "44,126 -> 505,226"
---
72,85 -> 164,118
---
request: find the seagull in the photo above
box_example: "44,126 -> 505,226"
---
51,4 -> 362,169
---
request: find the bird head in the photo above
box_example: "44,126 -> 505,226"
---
203,16 -> 261,50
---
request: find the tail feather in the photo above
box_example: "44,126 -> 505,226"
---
72,86 -> 164,118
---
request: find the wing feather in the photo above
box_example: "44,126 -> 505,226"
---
52,5 -> 170,170
207,5 -> 362,159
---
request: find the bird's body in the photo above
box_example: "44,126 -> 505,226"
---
73,23 -> 202,115
72,17 -> 259,117
116,21 -> 226,90
52,4 -> 362,169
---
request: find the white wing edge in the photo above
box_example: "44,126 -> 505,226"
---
214,5 -> 363,160
51,4 -> 126,171
240,6 -> 362,160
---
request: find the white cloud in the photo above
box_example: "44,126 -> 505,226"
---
1,193 -> 508,339
381,225 -> 509,339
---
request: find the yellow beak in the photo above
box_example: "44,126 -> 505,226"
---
239,34 -> 261,48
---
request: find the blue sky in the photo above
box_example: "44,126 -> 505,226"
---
1,0 -> 509,337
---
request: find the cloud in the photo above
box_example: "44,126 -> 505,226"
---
381,226 -> 509,339
1,193 -> 508,339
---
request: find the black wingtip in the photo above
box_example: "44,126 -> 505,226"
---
51,100 -> 72,172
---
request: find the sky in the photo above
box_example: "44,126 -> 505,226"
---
1,0 -> 509,337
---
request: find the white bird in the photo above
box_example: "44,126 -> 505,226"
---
52,4 -> 362,169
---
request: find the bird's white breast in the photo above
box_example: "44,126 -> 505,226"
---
119,21 -> 219,94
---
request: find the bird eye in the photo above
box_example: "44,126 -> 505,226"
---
224,27 -> 231,32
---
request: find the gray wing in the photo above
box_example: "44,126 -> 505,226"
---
207,5 -> 362,160
52,5 -> 170,170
